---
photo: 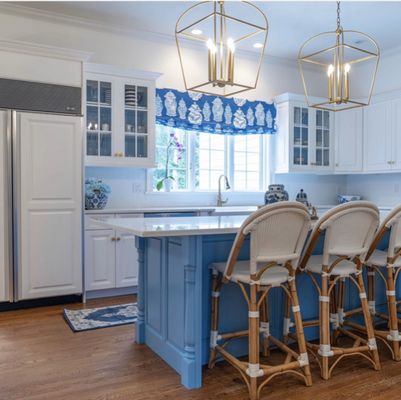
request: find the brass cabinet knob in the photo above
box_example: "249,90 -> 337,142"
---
116,237 -> 121,241
111,237 -> 116,241
114,152 -> 119,157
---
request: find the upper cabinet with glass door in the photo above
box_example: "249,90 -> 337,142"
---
84,63 -> 161,167
274,93 -> 334,173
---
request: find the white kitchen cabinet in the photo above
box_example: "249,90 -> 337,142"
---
275,93 -> 334,173
84,212 -> 142,292
334,108 -> 363,173
85,229 -> 116,290
115,232 -> 138,288
84,63 -> 161,168
364,100 -> 394,172
391,99 -> 401,170
18,113 -> 82,299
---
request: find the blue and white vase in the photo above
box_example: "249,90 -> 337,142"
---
85,178 -> 111,210
264,184 -> 289,205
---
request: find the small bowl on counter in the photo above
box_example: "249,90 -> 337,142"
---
337,195 -> 362,204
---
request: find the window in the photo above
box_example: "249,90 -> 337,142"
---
195,133 -> 226,191
233,135 -> 261,191
152,125 -> 267,192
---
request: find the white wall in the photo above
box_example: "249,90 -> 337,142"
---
0,7 -> 345,208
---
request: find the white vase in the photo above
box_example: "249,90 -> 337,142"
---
164,178 -> 172,192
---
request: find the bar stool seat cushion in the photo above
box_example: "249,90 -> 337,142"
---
367,249 -> 401,268
305,255 -> 357,276
211,260 -> 289,286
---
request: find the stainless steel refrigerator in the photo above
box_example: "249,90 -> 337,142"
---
0,78 -> 83,303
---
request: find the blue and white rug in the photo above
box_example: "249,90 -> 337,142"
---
64,303 -> 137,332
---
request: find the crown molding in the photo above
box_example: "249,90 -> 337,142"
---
85,62 -> 162,81
0,2 -> 299,69
0,38 -> 92,62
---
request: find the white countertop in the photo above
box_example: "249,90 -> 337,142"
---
95,215 -> 249,237
84,206 -> 217,214
93,205 -> 391,237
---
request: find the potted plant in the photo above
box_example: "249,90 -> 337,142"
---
156,132 -> 184,192
85,178 -> 112,210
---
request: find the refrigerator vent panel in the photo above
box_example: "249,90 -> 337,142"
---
0,78 -> 81,115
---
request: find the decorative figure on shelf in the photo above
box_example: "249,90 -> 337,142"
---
156,131 -> 184,192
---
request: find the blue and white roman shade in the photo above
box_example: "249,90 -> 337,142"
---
156,88 -> 277,135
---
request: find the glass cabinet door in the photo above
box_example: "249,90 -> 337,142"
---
293,106 -> 309,166
315,110 -> 330,167
86,80 -> 112,157
124,84 -> 148,159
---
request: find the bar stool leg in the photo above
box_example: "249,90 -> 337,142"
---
283,290 -> 292,344
330,278 -> 339,345
356,271 -> 381,371
320,269 -> 331,380
208,270 -> 222,369
386,263 -> 401,360
260,294 -> 270,357
288,274 -> 312,386
367,267 -> 376,316
248,283 -> 261,400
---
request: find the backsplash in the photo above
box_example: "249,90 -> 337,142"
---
344,173 -> 401,206
85,167 -> 346,209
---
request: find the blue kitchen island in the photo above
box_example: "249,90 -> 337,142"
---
96,214 -> 390,390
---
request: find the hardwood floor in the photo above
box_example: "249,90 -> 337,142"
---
0,296 -> 400,400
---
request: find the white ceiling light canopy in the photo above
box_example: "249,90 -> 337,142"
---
298,1 -> 380,112
175,0 -> 269,97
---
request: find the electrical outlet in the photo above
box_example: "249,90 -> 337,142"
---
132,182 -> 143,193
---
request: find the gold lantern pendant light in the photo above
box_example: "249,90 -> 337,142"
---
175,1 -> 268,97
298,1 -> 380,112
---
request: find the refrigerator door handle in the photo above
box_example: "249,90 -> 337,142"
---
11,110 -> 20,302
5,110 -> 14,302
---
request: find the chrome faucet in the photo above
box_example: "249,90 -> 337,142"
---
217,175 -> 231,207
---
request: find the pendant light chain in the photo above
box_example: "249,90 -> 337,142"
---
337,1 -> 341,31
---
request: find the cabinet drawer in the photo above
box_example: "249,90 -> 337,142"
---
85,214 -> 115,230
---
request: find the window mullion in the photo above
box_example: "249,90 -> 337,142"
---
227,135 -> 234,190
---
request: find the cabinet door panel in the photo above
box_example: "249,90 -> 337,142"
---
335,108 -> 363,172
115,232 -> 138,288
85,230 -> 116,291
364,102 -> 392,172
18,113 -> 82,300
392,99 -> 401,170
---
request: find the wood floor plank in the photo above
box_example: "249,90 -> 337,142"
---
0,296 -> 400,400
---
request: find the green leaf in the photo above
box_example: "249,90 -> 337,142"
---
156,180 -> 163,191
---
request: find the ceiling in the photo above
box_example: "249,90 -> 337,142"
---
12,1 -> 401,59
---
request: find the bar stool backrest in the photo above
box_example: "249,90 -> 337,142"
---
300,201 -> 380,268
366,205 -> 401,260
223,202 -> 311,280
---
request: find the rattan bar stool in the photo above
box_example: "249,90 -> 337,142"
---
346,205 -> 401,361
208,202 -> 312,400
298,201 -> 381,380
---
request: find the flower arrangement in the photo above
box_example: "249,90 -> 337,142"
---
85,178 -> 112,210
156,132 -> 184,191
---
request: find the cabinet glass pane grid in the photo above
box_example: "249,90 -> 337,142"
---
293,106 -> 309,166
315,110 -> 330,166
86,80 -> 112,157
124,85 -> 148,158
